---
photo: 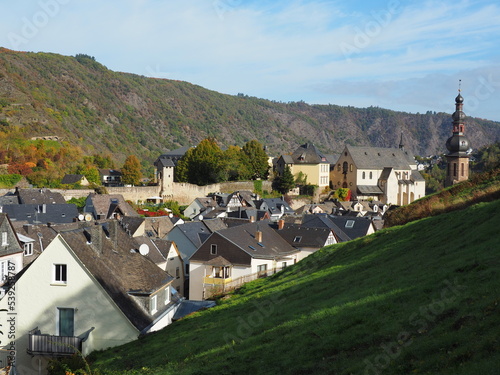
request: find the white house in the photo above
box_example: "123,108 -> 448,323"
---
189,221 -> 300,300
0,221 -> 180,375
330,145 -> 426,205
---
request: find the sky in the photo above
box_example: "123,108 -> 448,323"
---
2,0 -> 500,121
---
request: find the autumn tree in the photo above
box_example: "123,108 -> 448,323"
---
241,140 -> 269,180
121,155 -> 142,186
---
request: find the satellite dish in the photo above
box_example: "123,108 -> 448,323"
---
169,213 -> 173,218
139,244 -> 149,256
78,214 -> 84,221
84,214 -> 92,222
198,215 -> 203,221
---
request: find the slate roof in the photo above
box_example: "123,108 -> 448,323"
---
61,174 -> 86,185
411,170 -> 425,182
0,194 -> 19,205
120,216 -> 144,236
172,300 -> 216,320
156,146 -> 191,166
2,204 -> 79,224
0,214 -> 23,257
291,143 -> 329,164
275,224 -> 333,248
327,215 -> 374,240
357,185 -> 384,195
134,236 -> 175,266
175,219 -> 227,249
347,146 -> 416,170
86,194 -> 139,219
301,214 -> 351,242
155,156 -> 176,169
191,221 -> 298,265
13,222 -> 59,266
16,188 -> 66,205
144,216 -> 175,238
256,198 -> 295,216
59,221 -> 174,331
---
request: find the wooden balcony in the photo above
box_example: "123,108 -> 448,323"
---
203,276 -> 232,285
27,328 -> 83,357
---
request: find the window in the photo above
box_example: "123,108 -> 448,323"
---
350,164 -> 353,172
24,243 -> 33,256
369,171 -> 373,179
293,236 -> 302,243
282,262 -> 287,269
362,172 -> 365,179
150,295 -> 157,314
176,267 -> 180,279
210,244 -> 217,255
185,263 -> 189,275
257,264 -> 268,277
345,220 -> 355,228
337,164 -> 341,171
1,232 -> 7,246
54,264 -> 67,284
58,308 -> 74,336
461,163 -> 465,177
165,287 -> 170,305
453,163 -> 457,177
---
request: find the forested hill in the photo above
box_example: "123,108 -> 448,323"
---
1,48 -> 499,164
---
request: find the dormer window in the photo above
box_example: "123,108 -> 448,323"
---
24,243 -> 33,256
210,244 -> 217,255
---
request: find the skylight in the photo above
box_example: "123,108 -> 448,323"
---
345,220 -> 355,228
293,236 -> 302,243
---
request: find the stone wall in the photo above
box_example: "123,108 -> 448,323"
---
1,181 -> 273,206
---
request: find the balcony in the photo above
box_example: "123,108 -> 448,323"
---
27,327 -> 93,357
203,276 -> 232,285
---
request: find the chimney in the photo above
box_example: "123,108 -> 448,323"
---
90,224 -> 103,255
255,230 -> 263,243
278,219 -> 285,230
108,220 -> 118,247
250,215 -> 255,223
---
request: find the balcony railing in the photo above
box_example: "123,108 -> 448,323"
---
27,328 -> 82,357
203,276 -> 232,285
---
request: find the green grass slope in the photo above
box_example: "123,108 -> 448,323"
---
384,168 -> 500,227
86,198 -> 499,375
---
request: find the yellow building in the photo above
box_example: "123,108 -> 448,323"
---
276,143 -> 336,188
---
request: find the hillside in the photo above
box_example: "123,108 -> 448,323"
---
1,48 -> 500,165
83,199 -> 499,374
384,168 -> 500,227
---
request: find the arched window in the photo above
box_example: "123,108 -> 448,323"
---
337,164 -> 341,171
369,171 -> 372,179
453,163 -> 457,177
362,172 -> 365,179
350,164 -> 353,172
342,161 -> 348,174
461,163 -> 465,176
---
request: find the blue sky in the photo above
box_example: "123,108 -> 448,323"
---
2,0 -> 500,121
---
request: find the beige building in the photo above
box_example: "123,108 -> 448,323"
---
276,143 -> 336,188
330,145 -> 425,205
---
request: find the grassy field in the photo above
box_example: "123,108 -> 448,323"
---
83,198 -> 499,375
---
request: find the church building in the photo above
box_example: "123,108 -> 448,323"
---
445,89 -> 471,186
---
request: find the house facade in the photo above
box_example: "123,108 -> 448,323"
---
0,222 -> 180,374
330,145 -> 425,205
276,143 -> 335,188
189,222 -> 299,300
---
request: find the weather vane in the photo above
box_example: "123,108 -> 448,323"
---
458,79 -> 461,93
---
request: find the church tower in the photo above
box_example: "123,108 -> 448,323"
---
445,84 -> 471,186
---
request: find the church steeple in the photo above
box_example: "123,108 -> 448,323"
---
445,81 -> 471,187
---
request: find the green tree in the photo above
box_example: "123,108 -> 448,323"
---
175,138 -> 224,185
222,145 -> 251,181
273,165 -> 295,194
241,140 -> 269,180
75,164 -> 100,185
121,155 -> 142,186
